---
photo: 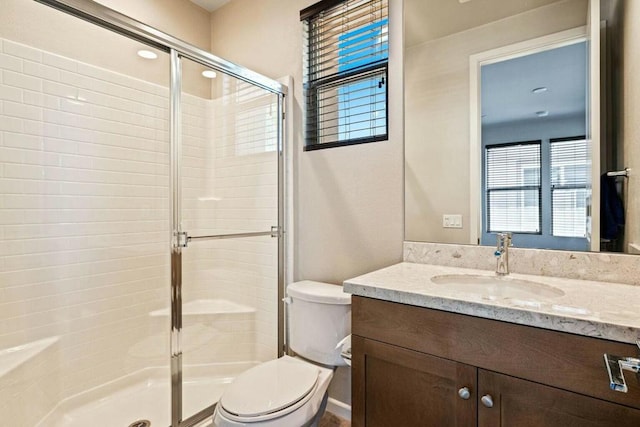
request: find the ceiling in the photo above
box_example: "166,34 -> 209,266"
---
405,0 -> 566,48
481,41 -> 587,126
189,0 -> 230,12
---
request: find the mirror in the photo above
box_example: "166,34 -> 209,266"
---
404,0 -> 638,254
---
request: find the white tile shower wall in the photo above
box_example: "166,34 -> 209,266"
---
183,78 -> 279,363
0,38 -> 171,426
180,91 -> 261,366
0,38 -> 277,426
211,81 -> 278,361
214,82 -> 278,360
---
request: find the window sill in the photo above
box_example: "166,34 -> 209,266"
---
303,134 -> 388,151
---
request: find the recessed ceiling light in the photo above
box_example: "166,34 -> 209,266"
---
532,87 -> 548,94
202,70 -> 217,79
137,50 -> 158,60
536,110 -> 549,117
459,0 -> 472,3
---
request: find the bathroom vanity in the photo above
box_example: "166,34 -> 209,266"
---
345,262 -> 640,427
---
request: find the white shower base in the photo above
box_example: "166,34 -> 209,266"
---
37,363 -> 256,427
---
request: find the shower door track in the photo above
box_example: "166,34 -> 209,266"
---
33,2 -> 288,427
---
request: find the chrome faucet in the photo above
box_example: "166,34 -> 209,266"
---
494,232 -> 512,275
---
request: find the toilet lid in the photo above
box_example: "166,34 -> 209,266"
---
220,356 -> 319,418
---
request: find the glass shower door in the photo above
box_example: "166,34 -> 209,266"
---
0,2 -> 172,426
171,54 -> 283,424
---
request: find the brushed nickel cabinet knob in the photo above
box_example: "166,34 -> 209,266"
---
458,387 -> 471,400
481,394 -> 494,408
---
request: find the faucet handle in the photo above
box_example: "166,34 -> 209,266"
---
498,232 -> 513,243
496,232 -> 512,249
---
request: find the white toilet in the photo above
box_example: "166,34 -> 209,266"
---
212,280 -> 351,427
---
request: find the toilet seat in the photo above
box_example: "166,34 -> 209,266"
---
219,356 -> 320,422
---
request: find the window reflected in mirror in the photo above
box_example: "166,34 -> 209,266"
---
480,42 -> 589,251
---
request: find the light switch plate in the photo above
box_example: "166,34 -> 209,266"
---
443,214 -> 463,228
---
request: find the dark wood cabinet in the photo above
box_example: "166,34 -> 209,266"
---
352,296 -> 640,427
477,369 -> 640,427
353,335 -> 476,427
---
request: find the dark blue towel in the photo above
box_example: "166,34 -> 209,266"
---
600,174 -> 625,240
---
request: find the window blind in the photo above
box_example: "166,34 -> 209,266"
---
485,142 -> 542,233
550,137 -> 589,237
301,0 -> 388,149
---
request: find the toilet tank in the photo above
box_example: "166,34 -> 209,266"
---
287,281 -> 351,367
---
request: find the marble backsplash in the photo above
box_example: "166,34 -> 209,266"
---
404,241 -> 640,286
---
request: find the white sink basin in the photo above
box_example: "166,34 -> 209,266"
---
430,274 -> 565,299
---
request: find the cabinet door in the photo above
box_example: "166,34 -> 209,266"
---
352,335 -> 476,427
478,369 -> 640,427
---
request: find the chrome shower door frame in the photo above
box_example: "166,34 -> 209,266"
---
33,2 -> 288,427
169,52 -> 287,427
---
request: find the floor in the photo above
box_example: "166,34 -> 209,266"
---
196,411 -> 350,427
319,412 -> 351,427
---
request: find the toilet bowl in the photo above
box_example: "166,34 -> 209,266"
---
213,281 -> 351,427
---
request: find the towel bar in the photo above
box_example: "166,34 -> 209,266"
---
607,168 -> 630,178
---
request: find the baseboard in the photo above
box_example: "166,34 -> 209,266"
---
327,397 -> 351,421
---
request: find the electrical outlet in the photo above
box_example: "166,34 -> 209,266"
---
443,214 -> 463,228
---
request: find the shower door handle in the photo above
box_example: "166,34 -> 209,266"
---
178,227 -> 280,247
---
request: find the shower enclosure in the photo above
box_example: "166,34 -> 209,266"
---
0,1 -> 286,426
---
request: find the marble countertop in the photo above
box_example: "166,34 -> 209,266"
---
344,262 -> 640,344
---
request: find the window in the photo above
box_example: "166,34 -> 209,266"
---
485,142 -> 542,233
550,137 -> 589,237
301,0 -> 389,150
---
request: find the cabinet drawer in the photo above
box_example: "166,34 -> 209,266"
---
353,296 -> 640,410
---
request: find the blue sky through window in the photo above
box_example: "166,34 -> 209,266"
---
336,18 -> 388,141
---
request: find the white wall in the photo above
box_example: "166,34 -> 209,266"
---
95,0 -> 212,52
404,0 -> 588,244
